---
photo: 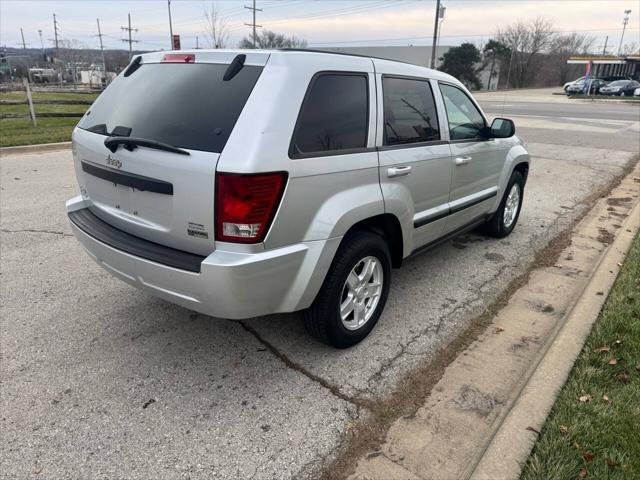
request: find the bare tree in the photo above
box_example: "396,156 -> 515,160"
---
549,33 -> 596,84
204,1 -> 229,49
239,30 -> 307,49
497,17 -> 555,88
621,42 -> 639,55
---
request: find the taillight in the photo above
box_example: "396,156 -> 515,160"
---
215,172 -> 288,243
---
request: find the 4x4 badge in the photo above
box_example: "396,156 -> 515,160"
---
106,155 -> 122,169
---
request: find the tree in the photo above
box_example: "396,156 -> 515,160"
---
204,1 -> 229,49
438,43 -> 482,90
548,33 -> 595,84
238,30 -> 307,49
483,39 -> 511,89
497,17 -> 555,88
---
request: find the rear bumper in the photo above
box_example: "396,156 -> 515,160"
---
66,196 -> 340,319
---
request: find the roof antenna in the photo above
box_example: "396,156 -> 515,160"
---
224,54 -> 246,81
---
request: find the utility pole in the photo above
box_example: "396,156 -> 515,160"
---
430,0 -> 441,68
53,13 -> 60,57
38,29 -> 44,52
244,0 -> 262,48
617,9 -> 632,55
602,36 -> 608,55
121,13 -> 139,61
434,5 -> 446,68
168,0 -> 174,49
19,28 -> 28,49
196,36 -> 199,49
97,18 -> 107,73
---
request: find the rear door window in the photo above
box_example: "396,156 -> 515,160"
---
439,83 -> 486,141
78,62 -> 263,153
382,76 -> 440,146
290,73 -> 369,157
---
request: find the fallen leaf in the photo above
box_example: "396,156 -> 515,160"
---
583,451 -> 595,462
635,363 -> 640,371
578,468 -> 587,479
526,426 -> 540,435
608,358 -> 618,366
494,327 -> 505,334
573,441 -> 582,450
559,425 -> 569,436
603,395 -> 612,404
579,395 -> 592,402
593,344 -> 610,353
615,340 -> 622,345
615,371 -> 630,383
606,458 -> 620,468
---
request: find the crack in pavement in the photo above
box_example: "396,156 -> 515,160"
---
366,260 -> 514,389
1,228 -> 72,237
238,321 -> 373,410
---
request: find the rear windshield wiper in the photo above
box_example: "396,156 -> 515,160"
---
104,136 -> 190,155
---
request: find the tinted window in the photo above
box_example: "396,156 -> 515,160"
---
382,77 -> 440,145
439,83 -> 486,141
78,63 -> 263,153
291,73 -> 368,156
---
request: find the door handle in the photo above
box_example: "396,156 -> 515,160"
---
455,156 -> 473,166
387,166 -> 412,178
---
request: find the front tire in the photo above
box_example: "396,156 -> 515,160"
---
304,232 -> 391,348
481,170 -> 524,238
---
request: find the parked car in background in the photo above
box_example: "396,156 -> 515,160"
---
599,80 -> 640,96
634,87 -> 640,97
29,68 -> 58,83
599,75 -> 632,83
563,76 -> 585,92
67,49 -> 529,348
565,78 -> 607,96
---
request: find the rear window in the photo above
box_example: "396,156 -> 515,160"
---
290,73 -> 369,157
78,62 -> 263,153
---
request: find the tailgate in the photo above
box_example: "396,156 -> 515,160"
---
72,52 -> 267,256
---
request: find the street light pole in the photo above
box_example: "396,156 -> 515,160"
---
430,0 -> 441,68
617,9 -> 632,55
168,0 -> 174,49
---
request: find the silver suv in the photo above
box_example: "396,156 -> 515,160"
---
67,49 -> 529,348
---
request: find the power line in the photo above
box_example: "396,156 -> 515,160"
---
121,13 -> 139,60
244,0 -> 262,47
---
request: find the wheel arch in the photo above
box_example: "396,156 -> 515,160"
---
341,213 -> 404,268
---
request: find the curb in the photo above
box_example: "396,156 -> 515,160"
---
0,142 -> 71,155
470,200 -> 640,479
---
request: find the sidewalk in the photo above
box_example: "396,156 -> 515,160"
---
348,162 -> 640,480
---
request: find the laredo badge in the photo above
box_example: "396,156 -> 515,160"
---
187,221 -> 209,239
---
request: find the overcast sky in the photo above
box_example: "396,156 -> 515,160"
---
1,0 -> 639,52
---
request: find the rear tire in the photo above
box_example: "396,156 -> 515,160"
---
303,231 -> 391,348
481,170 -> 524,238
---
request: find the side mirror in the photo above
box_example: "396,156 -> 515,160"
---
489,118 -> 515,138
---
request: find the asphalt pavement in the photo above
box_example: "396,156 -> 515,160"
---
1,92 -> 639,479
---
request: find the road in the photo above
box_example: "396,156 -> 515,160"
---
1,93 -> 639,479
